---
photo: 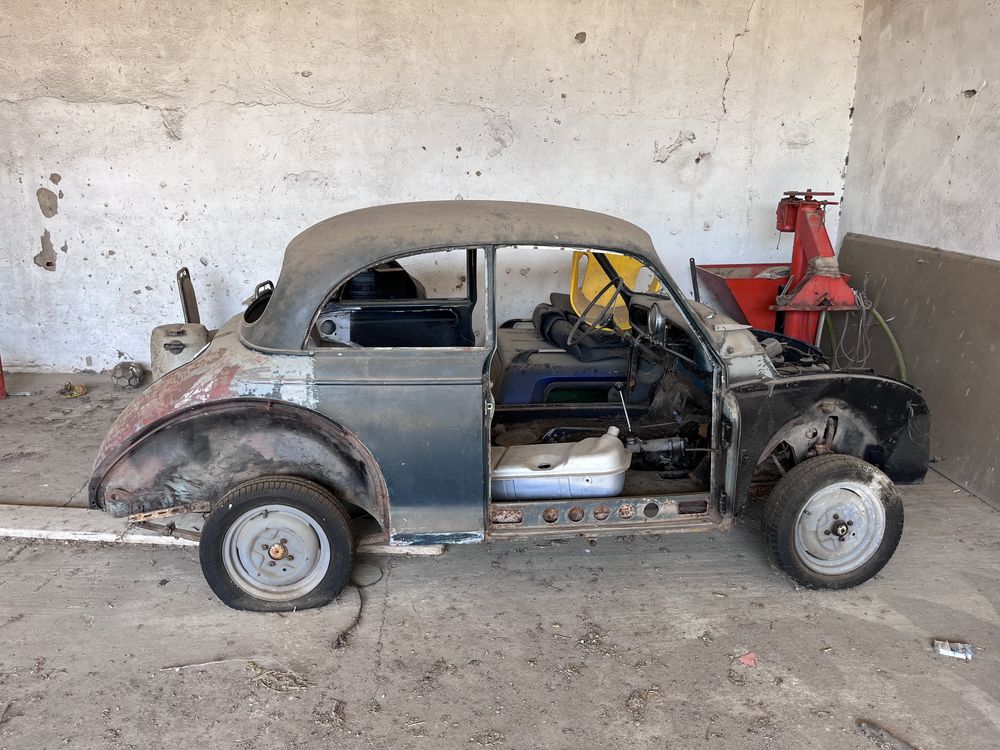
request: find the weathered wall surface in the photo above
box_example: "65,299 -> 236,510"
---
1,0 -> 862,371
838,0 -> 1000,501
839,0 -> 1000,256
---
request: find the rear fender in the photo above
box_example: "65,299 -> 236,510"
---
90,399 -> 389,533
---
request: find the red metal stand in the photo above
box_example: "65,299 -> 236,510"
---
772,190 -> 858,342
695,190 -> 858,344
0,353 -> 7,399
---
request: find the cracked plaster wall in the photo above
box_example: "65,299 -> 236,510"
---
1,0 -> 862,371
839,0 -> 1000,259
836,0 -> 1000,501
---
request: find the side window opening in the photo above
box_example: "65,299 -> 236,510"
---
491,245 -> 703,407
312,247 -> 487,349
488,245 -> 715,504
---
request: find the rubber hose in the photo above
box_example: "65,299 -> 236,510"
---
870,306 -> 908,382
824,312 -> 840,369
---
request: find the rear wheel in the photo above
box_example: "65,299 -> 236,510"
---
763,455 -> 903,589
199,477 -> 355,611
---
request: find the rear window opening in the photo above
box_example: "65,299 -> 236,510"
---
311,248 -> 488,349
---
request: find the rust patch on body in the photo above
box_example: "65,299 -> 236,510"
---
489,507 -> 523,525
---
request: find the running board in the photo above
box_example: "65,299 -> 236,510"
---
486,494 -> 724,539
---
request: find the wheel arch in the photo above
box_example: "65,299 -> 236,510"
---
90,399 -> 389,534
730,375 -> 931,516
754,400 -> 881,471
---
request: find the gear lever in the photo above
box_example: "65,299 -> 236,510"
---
613,382 -> 632,434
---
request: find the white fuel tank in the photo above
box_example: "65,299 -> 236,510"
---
490,427 -> 630,500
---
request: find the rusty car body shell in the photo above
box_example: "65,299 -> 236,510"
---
90,201 -> 930,544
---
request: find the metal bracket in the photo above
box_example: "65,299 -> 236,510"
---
128,502 -> 211,523
127,502 -> 210,543
177,267 -> 201,325
134,521 -> 202,543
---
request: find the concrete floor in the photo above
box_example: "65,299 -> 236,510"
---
0,373 -> 132,507
1,373 -> 999,749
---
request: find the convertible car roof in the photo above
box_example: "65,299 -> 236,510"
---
243,200 -> 657,350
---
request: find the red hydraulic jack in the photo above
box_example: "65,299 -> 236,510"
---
695,189 -> 858,344
773,190 -> 858,342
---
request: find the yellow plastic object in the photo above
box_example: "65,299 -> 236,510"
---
569,251 -> 660,330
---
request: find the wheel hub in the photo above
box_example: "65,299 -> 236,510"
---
793,481 -> 886,575
828,518 -> 850,540
221,504 -> 331,602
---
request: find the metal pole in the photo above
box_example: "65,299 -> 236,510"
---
689,258 -> 701,302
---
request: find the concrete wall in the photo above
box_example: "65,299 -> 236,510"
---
839,0 -> 1000,256
1,0 -> 863,371
838,0 -> 1000,501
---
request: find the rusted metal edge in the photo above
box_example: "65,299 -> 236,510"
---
0,526 -> 444,555
134,521 -> 202,542
128,502 -> 211,523
90,398 -> 391,536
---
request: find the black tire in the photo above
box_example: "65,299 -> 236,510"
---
199,477 -> 355,612
762,454 -> 903,589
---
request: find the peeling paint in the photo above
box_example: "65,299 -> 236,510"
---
781,125 -> 816,151
34,229 -> 57,270
161,108 -> 184,141
485,114 -> 514,158
36,188 -> 58,217
653,131 -> 696,163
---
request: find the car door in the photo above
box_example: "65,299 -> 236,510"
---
310,247 -> 494,544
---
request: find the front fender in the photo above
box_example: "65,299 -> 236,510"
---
730,374 -> 930,515
90,399 -> 389,533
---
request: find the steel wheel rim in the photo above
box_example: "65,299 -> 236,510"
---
222,504 -> 331,602
793,480 -> 886,575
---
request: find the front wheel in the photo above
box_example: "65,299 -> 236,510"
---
199,477 -> 355,611
762,455 -> 903,589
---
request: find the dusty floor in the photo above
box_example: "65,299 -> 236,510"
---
0,373 -> 132,507
1,374 -> 998,749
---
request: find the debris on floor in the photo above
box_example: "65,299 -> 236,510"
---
625,684 -> 662,721
312,698 -> 347,728
57,381 -> 87,398
470,729 -> 504,747
110,361 -> 144,389
932,639 -> 974,660
248,660 -> 310,692
737,651 -> 759,667
856,718 -> 917,750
